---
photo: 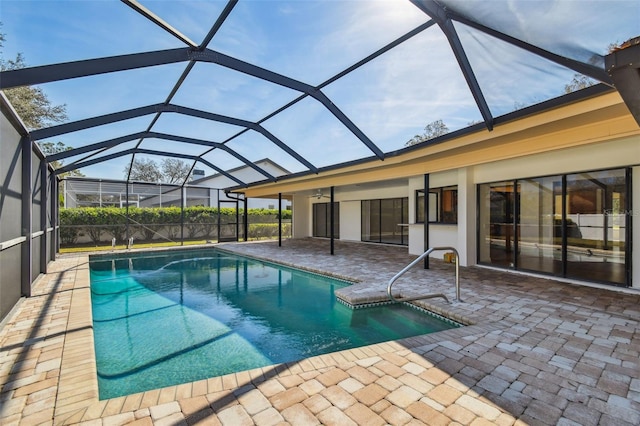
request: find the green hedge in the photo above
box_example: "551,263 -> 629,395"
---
59,206 -> 292,245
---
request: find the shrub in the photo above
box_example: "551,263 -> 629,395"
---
59,206 -> 291,245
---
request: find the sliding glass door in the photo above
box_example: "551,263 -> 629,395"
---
565,170 -> 627,285
478,168 -> 630,286
517,176 -> 562,275
361,198 -> 408,245
313,202 -> 339,238
479,182 -> 515,267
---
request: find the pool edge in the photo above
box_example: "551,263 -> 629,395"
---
55,247 -> 484,424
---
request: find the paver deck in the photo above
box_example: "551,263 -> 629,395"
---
1,238 -> 639,425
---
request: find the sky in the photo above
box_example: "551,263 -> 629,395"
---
1,0 -> 638,186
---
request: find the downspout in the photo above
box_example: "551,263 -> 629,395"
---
224,190 -> 246,242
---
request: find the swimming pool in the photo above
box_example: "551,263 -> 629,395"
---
89,248 -> 459,399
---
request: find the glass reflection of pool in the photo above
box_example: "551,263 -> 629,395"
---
89,248 -> 459,399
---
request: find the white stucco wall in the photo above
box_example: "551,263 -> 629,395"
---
293,135 -> 639,286
338,201 -> 361,242
292,194 -> 310,239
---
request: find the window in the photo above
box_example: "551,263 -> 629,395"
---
313,202 -> 339,238
416,187 -> 457,224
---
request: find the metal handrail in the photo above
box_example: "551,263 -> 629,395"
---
387,246 -> 461,303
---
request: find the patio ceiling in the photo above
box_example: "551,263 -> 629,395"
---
1,0 -> 638,190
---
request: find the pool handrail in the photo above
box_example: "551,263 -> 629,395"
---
387,246 -> 461,304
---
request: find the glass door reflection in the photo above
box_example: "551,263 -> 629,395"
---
479,182 -> 515,268
565,170 -> 627,285
517,176 -> 563,275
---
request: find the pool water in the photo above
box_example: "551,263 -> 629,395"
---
89,248 -> 459,399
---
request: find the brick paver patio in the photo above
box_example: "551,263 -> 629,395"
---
1,238 -> 638,425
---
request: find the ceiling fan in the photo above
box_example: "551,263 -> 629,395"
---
309,190 -> 330,199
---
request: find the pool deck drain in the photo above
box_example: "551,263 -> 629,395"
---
1,238 -> 639,425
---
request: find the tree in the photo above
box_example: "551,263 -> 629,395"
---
38,141 -> 84,177
564,74 -> 595,94
161,158 -> 192,184
405,119 -> 449,146
125,158 -> 163,182
564,43 -> 619,94
1,26 -> 79,182
0,26 -> 67,129
124,157 -> 193,183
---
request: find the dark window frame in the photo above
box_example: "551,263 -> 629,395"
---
416,186 -> 458,224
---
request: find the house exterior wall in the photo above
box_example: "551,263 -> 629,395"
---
292,194 -> 310,238
339,201 -> 361,242
254,92 -> 639,289
293,135 -> 640,288
194,160 -> 291,210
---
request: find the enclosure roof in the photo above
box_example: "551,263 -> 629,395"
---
1,0 -> 638,190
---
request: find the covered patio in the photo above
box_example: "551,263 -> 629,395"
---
1,239 -> 639,425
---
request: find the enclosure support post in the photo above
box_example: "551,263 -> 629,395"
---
275,193 -> 281,246
561,175 -> 567,277
40,161 -> 48,273
180,186 -> 185,246
424,173 -> 429,269
21,136 -> 32,297
51,174 -> 58,257
217,189 -> 221,243
625,167 -> 633,287
330,186 -> 335,255
243,196 -> 248,242
125,182 -> 130,244
235,199 -> 239,242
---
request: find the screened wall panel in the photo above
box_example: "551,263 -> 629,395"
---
31,235 -> 41,281
0,108 -> 25,321
0,245 -> 22,321
0,114 -> 23,243
32,154 -> 42,236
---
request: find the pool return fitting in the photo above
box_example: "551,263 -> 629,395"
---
387,247 -> 462,304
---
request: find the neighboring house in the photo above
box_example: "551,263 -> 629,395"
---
241,88 -> 640,290
63,158 -> 292,211
189,158 -> 292,210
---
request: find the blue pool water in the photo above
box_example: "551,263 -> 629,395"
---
89,248 -> 458,399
